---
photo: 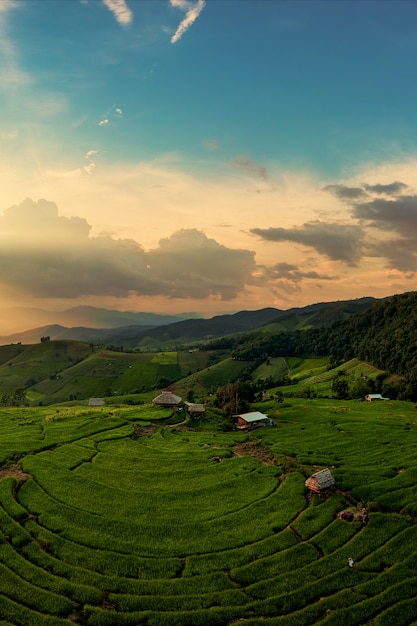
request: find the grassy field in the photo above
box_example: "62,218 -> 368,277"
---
1,398 -> 417,624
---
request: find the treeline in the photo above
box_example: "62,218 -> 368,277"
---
218,291 -> 417,400
0,387 -> 28,407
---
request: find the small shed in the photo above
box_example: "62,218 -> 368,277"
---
88,398 -> 105,406
185,402 -> 205,418
152,391 -> 182,408
235,411 -> 269,430
305,468 -> 335,496
365,393 -> 389,402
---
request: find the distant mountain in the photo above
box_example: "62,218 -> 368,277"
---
0,306 -> 200,335
0,324 -> 157,346
0,298 -> 380,349
122,298 -> 379,349
55,306 -> 200,328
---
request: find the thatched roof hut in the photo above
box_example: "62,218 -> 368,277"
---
88,398 -> 105,406
305,468 -> 335,495
185,402 -> 205,417
152,391 -> 182,408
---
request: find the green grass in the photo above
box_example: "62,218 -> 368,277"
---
1,398 -> 417,624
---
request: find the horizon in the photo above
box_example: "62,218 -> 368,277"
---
1,0 -> 417,329
0,291 -> 390,336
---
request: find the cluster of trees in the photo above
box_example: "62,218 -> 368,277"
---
213,381 -> 256,416
0,387 -> 28,407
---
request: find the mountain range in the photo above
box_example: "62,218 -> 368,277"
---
0,297 -> 378,349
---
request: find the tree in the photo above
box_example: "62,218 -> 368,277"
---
40,336 -> 50,343
186,389 -> 195,402
332,373 -> 349,400
214,381 -> 255,416
11,387 -> 28,406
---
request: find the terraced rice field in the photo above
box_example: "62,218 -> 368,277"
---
1,400 -> 417,624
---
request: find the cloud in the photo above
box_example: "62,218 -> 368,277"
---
203,139 -> 219,151
252,262 -> 339,299
363,181 -> 408,196
230,154 -> 269,181
258,262 -> 337,284
170,0 -> 205,44
146,229 -> 255,299
0,199 -> 256,300
98,105 -> 123,127
324,181 -> 409,202
102,0 -> 133,26
323,181 -> 417,273
251,222 -> 365,266
369,237 -> 417,273
323,184 -> 368,202
353,195 -> 417,237
352,195 -> 417,272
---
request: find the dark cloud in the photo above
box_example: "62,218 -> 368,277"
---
0,199 -> 256,300
230,154 -> 268,181
323,181 -> 408,203
353,195 -> 417,239
323,184 -> 368,201
251,222 -> 364,266
369,238 -> 417,273
258,262 -> 337,283
363,181 -> 408,196
321,181 -> 417,273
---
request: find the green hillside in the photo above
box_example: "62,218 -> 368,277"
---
1,291 -> 417,406
0,341 -> 223,405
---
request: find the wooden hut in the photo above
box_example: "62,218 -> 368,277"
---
185,402 -> 205,418
305,468 -> 335,496
152,391 -> 182,408
88,398 -> 105,406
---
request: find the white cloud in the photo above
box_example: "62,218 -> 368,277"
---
98,106 -> 122,126
102,0 -> 133,26
170,0 -> 205,44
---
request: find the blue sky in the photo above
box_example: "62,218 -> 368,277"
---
1,0 -> 417,327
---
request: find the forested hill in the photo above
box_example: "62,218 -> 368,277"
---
227,291 -> 417,383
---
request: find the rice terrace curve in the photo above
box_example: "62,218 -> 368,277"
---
1,399 -> 417,625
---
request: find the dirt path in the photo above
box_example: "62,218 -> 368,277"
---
0,464 -> 31,483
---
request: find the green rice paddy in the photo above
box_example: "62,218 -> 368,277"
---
1,399 -> 417,624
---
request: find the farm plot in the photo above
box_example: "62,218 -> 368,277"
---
1,401 -> 417,624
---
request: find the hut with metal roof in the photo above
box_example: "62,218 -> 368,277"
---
235,411 -> 269,430
305,468 -> 335,496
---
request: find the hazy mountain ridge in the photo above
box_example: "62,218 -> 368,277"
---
0,306 -> 199,335
0,298 -> 379,348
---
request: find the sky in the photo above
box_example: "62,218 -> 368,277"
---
1,0 -> 417,325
